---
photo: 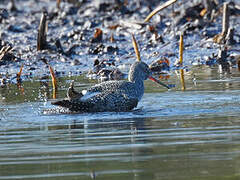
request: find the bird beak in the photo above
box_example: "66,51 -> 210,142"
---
149,76 -> 170,89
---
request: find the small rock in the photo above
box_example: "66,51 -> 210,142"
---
88,44 -> 105,55
90,28 -> 103,43
8,25 -> 24,33
0,8 -> 9,21
104,45 -> 118,53
71,59 -> 81,66
83,20 -> 98,29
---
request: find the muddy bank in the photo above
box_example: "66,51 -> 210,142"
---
0,0 -> 240,82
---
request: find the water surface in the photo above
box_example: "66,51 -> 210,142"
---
1,67 -> 240,180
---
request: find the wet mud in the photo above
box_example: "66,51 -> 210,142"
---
0,0 -> 239,85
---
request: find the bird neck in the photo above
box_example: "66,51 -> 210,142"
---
128,68 -> 144,83
128,76 -> 145,101
129,75 -> 144,84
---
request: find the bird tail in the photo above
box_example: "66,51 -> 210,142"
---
51,99 -> 93,112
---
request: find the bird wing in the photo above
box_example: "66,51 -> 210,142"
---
78,80 -> 125,102
51,91 -> 138,112
51,80 -> 138,112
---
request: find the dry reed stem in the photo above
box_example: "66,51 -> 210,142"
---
222,2 -> 229,37
110,33 -> 114,43
144,0 -> 177,22
37,12 -> 47,50
0,46 -> 12,60
10,0 -> 17,11
131,34 -> 141,62
52,88 -> 57,99
17,64 -> 24,78
49,65 -> 57,90
57,0 -> 61,9
180,69 -> 185,91
179,34 -> 183,65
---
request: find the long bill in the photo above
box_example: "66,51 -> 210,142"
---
149,76 -> 170,89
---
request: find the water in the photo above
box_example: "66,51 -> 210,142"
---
1,67 -> 240,179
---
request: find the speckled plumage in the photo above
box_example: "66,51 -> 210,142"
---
50,61 -> 152,113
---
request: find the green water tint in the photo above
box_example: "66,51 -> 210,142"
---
1,66 -> 240,179
1,66 -> 240,104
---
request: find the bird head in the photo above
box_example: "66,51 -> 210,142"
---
130,34 -> 170,89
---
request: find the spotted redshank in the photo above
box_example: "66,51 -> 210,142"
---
51,61 -> 168,113
48,34 -> 169,113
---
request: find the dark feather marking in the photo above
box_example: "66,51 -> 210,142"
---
51,99 -> 94,112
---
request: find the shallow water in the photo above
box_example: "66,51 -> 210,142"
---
1,67 -> 240,179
